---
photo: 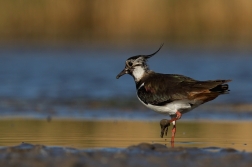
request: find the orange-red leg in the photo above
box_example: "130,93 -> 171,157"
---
175,111 -> 182,119
171,123 -> 176,148
170,111 -> 181,147
160,111 -> 182,148
169,111 -> 182,123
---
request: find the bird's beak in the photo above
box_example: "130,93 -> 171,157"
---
116,68 -> 128,79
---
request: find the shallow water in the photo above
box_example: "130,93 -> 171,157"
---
1,119 -> 251,152
0,48 -> 251,103
0,47 -> 252,155
0,48 -> 252,121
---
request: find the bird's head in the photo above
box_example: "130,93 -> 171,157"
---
116,44 -> 163,81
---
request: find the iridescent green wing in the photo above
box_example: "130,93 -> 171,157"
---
137,74 -> 195,105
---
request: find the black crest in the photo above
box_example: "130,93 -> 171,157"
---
127,43 -> 164,60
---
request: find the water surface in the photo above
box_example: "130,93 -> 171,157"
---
0,48 -> 251,102
0,119 -> 251,152
0,48 -> 252,120
0,47 -> 251,152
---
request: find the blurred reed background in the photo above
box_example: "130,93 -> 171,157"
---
0,0 -> 252,49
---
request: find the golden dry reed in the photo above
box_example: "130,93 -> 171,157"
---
0,0 -> 252,47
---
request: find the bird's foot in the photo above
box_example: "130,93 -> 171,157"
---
160,119 -> 170,138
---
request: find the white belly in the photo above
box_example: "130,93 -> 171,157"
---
137,96 -> 197,115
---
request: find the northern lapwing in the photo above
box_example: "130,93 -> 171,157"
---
116,44 -> 231,146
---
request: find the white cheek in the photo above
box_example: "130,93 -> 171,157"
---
132,66 -> 145,81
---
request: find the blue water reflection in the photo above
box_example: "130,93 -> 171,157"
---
0,48 -> 250,103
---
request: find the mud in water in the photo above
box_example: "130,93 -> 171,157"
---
0,142 -> 251,167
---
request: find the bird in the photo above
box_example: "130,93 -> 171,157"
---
116,44 -> 231,146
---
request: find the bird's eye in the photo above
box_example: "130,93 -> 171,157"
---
128,62 -> 133,66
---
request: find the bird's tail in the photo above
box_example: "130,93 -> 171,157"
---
210,83 -> 230,94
